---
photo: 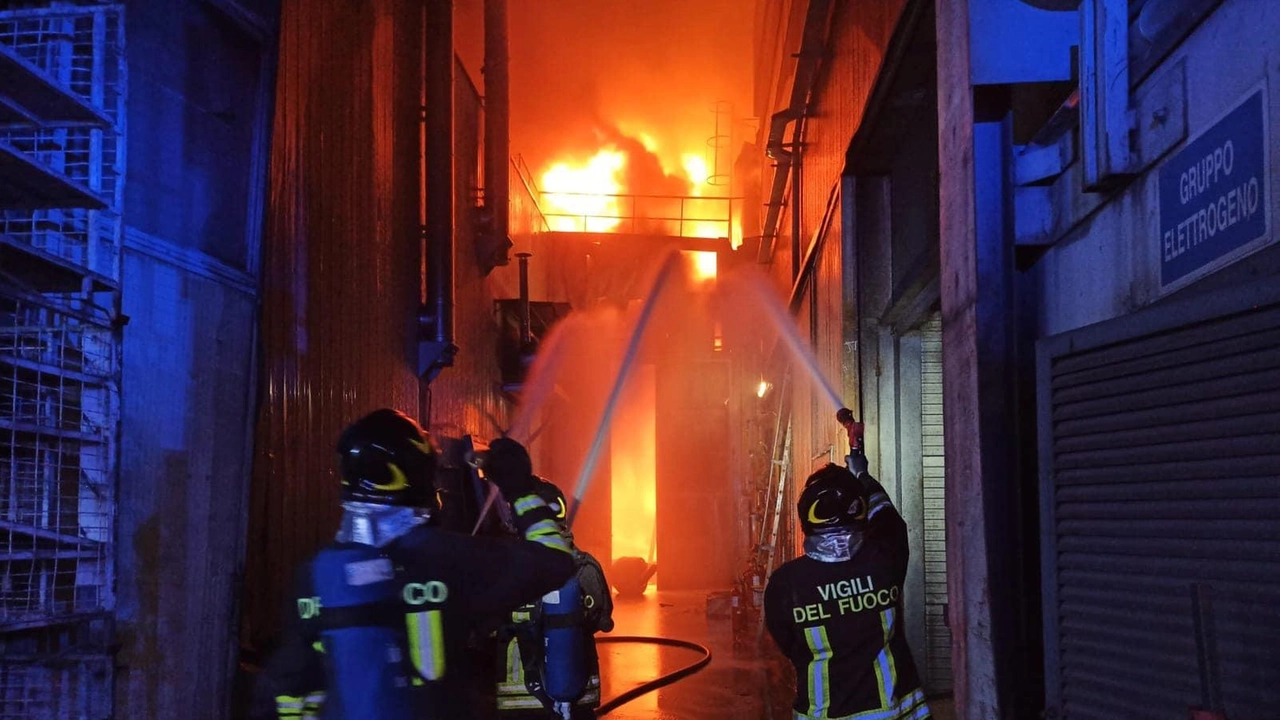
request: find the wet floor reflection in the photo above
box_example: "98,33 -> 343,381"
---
596,591 -> 789,720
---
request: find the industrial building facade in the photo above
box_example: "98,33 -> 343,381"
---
752,0 -> 1280,717
2,1 -> 1277,719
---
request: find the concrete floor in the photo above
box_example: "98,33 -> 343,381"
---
597,590 -> 955,720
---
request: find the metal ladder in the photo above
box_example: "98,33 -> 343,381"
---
753,390 -> 793,642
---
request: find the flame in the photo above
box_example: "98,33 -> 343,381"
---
682,153 -> 710,188
687,250 -> 717,282
610,365 -> 656,567
537,127 -> 739,240
540,150 -> 627,232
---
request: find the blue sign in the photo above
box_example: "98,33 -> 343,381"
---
1159,89 -> 1269,287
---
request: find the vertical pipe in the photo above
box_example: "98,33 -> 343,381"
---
484,0 -> 510,255
790,119 -> 804,281
425,0 -> 455,353
516,252 -> 532,346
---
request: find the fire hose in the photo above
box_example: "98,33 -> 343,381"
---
593,635 -> 713,716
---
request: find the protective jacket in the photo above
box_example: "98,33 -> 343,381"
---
495,546 -> 614,718
764,470 -> 931,720
262,492 -> 575,720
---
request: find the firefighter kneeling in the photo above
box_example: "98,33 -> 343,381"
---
494,478 -> 614,720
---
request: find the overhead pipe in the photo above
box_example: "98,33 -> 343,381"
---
756,0 -> 835,267
482,0 -> 512,271
419,0 -> 458,381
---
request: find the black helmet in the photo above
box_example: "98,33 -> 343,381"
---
798,464 -> 868,536
336,409 -> 437,508
533,476 -> 568,522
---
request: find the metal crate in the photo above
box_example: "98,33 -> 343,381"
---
0,615 -> 113,719
0,5 -> 124,279
0,5 -> 124,120
0,209 -> 120,281
1,4 -> 123,716
0,292 -> 114,626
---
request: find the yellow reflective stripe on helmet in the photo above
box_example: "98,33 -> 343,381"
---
311,640 -> 324,654
803,626 -> 833,717
374,462 -> 410,492
406,609 -> 447,680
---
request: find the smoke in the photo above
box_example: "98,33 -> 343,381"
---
507,0 -> 754,196
594,124 -> 689,197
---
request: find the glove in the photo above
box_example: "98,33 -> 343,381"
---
484,437 -> 536,500
845,450 -> 869,479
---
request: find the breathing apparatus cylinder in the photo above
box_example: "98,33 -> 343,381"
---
309,544 -> 418,719
540,574 -> 587,702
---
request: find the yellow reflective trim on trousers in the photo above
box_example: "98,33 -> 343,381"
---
276,694 -> 304,719
803,626 -> 833,717
791,687 -> 930,720
498,695 -> 548,710
406,609 -> 447,680
505,636 -> 523,685
874,608 -> 898,706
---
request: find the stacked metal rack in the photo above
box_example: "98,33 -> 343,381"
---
0,4 -> 123,718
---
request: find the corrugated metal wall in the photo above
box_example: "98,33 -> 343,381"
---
243,0 -> 508,650
797,0 -> 905,243
788,202 -> 846,477
241,0 -> 424,650
767,0 -> 905,495
426,61 -> 508,441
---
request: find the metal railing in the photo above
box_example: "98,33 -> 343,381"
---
538,191 -> 739,239
511,153 -> 741,239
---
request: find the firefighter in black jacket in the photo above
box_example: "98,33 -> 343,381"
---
258,409 -> 575,720
764,452 -> 932,720
493,477 -> 614,719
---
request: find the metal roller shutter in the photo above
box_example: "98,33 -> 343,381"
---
1038,281 -> 1280,720
920,313 -> 952,695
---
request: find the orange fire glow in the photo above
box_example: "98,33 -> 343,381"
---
610,364 -> 657,570
536,126 -> 739,240
687,250 -> 717,282
540,150 -> 626,232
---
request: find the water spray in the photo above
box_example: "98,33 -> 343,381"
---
565,251 -> 683,529
508,317 -> 574,443
722,273 -> 844,412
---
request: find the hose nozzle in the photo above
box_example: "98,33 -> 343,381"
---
836,408 -> 865,453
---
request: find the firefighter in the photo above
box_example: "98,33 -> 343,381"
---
259,409 -> 575,720
763,451 -> 932,720
494,478 -> 614,719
